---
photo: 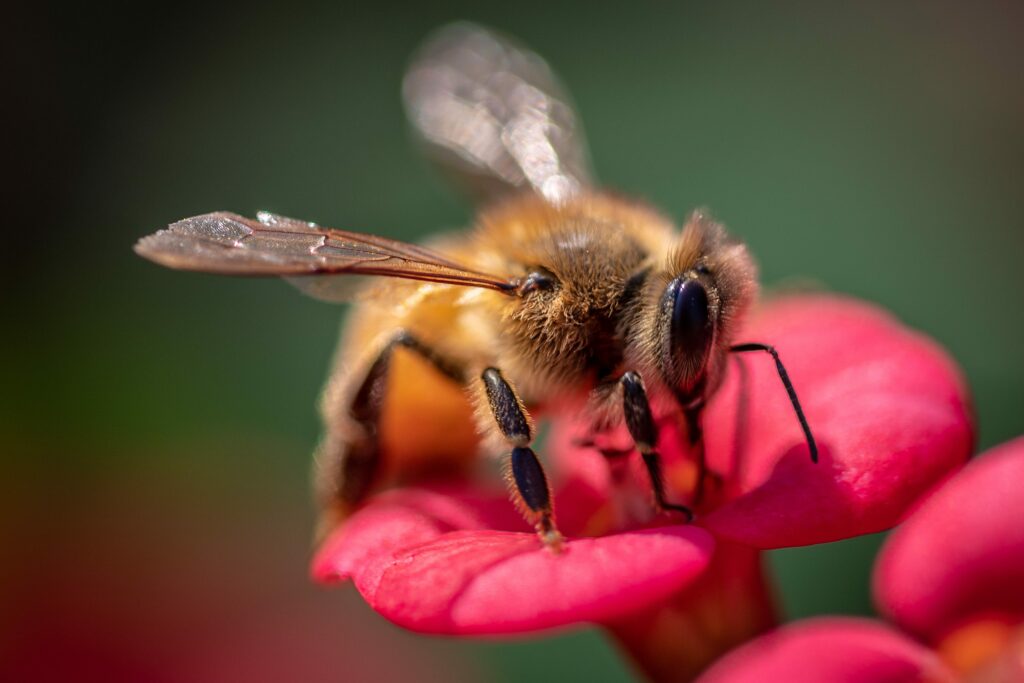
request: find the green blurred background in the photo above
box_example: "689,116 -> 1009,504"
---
6,1 -> 1022,681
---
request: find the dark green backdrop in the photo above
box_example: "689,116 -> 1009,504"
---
6,1 -> 1022,681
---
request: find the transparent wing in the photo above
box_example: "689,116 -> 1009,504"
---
403,22 -> 594,205
134,211 -> 516,302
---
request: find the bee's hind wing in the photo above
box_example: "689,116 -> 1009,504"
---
402,22 -> 594,206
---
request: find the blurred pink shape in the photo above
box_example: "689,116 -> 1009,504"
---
697,618 -> 955,683
3,453 -> 482,683
876,436 -> 1024,642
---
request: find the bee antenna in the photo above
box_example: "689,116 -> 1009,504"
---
730,343 -> 819,463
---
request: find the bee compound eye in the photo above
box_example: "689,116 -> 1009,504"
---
667,277 -> 713,360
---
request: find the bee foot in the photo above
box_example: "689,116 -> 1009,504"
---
659,502 -> 695,524
537,521 -> 565,553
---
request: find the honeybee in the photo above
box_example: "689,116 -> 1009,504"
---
135,23 -> 816,549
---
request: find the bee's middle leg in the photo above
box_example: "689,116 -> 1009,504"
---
481,367 -> 563,550
315,332 -> 463,536
620,371 -> 694,522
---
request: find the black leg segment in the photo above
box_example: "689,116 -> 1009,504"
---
391,331 -> 465,383
511,446 -> 552,517
619,372 -> 694,522
683,406 -> 709,506
641,452 -> 694,523
621,371 -> 658,451
332,331 -> 464,506
482,368 -> 531,446
481,367 -> 562,549
731,342 -> 819,463
336,347 -> 390,504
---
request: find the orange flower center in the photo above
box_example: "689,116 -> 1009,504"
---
937,617 -> 1024,681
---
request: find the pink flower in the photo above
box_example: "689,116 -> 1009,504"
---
697,437 -> 1024,683
694,617 -> 955,683
313,294 -> 973,677
874,438 -> 1024,645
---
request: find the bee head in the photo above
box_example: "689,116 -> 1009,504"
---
636,211 -> 757,398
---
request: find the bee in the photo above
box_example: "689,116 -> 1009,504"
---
135,23 -> 816,550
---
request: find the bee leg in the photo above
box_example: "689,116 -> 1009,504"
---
683,406 -> 709,506
730,343 -> 818,463
481,367 -> 563,551
620,371 -> 694,522
315,332 -> 464,538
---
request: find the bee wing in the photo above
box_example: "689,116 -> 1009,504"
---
134,211 -> 516,302
403,22 -> 594,206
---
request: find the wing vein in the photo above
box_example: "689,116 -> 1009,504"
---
134,211 -> 517,301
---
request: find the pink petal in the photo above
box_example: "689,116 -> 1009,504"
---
697,618 -> 955,683
312,463 -> 619,586
874,437 -> 1024,642
312,481 -> 714,635
365,526 -> 714,635
311,483 -> 526,590
701,295 -> 973,547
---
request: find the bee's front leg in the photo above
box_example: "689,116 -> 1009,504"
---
730,343 -> 818,463
481,368 -> 564,551
620,371 -> 695,522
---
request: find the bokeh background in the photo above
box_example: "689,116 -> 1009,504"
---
6,1 -> 1022,681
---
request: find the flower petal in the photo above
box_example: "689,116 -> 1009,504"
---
702,295 -> 973,547
312,482 -> 714,635
311,483 -> 525,590
312,458 -> 620,584
697,618 -> 955,683
365,526 -> 713,635
874,436 -> 1024,642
